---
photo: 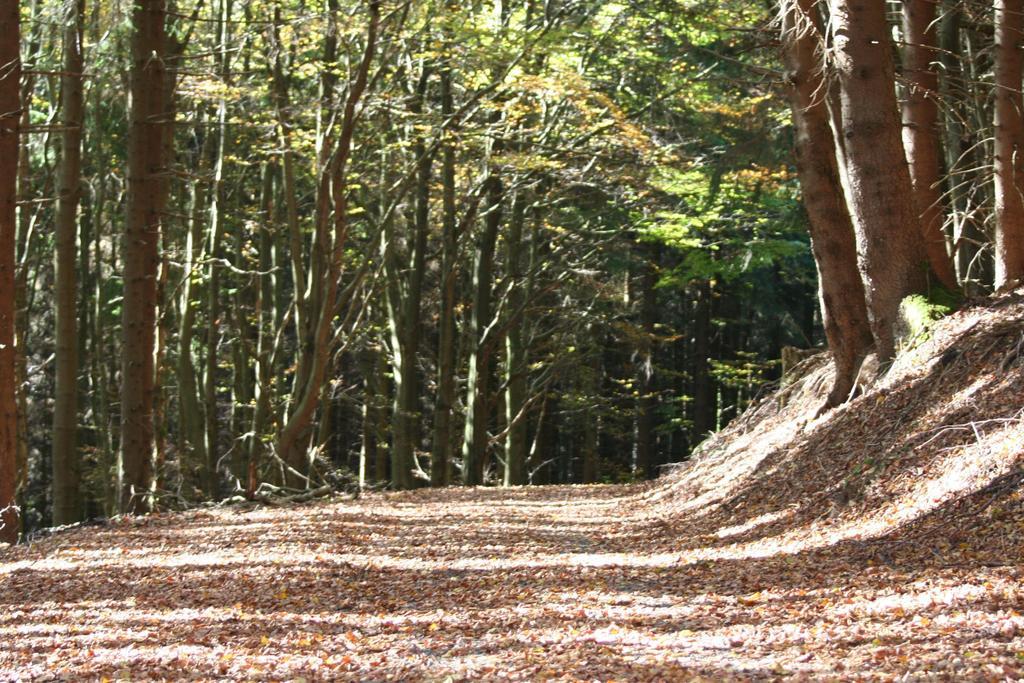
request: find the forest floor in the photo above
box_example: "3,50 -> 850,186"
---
3,294 -> 1024,681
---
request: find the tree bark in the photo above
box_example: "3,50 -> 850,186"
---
0,0 -> 21,544
634,249 -> 657,479
902,0 -> 957,290
52,0 -> 85,525
781,0 -> 873,408
994,0 -> 1024,288
503,190 -> 529,486
828,0 -> 928,363
461,172 -> 500,485
177,131 -> 209,494
121,0 -> 168,515
277,1 -> 379,485
431,63 -> 458,488
387,66 -> 432,490
691,281 -> 716,440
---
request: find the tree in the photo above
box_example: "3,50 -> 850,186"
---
276,0 -> 380,484
0,0 -> 20,545
994,0 -> 1024,289
902,0 -> 958,291
53,0 -> 86,526
828,0 -> 928,363
781,0 -> 873,408
121,0 -> 169,514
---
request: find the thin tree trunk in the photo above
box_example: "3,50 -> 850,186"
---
52,0 -> 85,525
691,281 -> 716,440
277,1 -> 379,484
248,162 -> 277,496
461,171 -> 501,485
431,62 -> 457,488
781,0 -> 873,409
828,0 -> 928,363
178,134 -> 209,493
994,0 -> 1024,288
902,0 -> 957,290
388,66 -> 432,490
0,0 -> 22,545
503,190 -> 528,486
121,0 -> 168,514
634,249 -> 657,479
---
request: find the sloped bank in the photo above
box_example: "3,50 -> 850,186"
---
644,290 -> 1024,569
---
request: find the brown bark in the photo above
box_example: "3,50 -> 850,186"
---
277,1 -> 379,483
691,281 -> 716,439
994,0 -> 1024,288
902,0 -> 958,290
781,0 -> 873,408
52,0 -> 85,525
388,65 -> 432,490
0,0 -> 21,545
431,62 -> 457,488
634,250 -> 657,479
121,0 -> 168,514
828,0 -> 928,363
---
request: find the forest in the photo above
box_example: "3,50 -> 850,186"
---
1,0 -> 1024,678
0,0 -> 826,532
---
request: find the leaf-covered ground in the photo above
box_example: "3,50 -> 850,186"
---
0,482 -> 1022,681
3,295 -> 1024,681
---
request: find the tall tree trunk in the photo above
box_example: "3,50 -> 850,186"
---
461,172 -> 501,485
691,281 -> 716,440
634,249 -> 657,479
121,0 -> 168,514
431,62 -> 457,488
0,0 -> 21,545
828,0 -> 928,363
52,0 -> 85,525
201,0 -> 234,497
994,0 -> 1024,288
388,66 -> 432,490
248,162 -> 277,496
902,0 -> 958,290
178,133 -> 209,493
277,1 -> 379,484
781,0 -> 873,409
503,189 -> 528,486
461,0 -> 510,486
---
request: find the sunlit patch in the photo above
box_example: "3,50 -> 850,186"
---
715,508 -> 795,539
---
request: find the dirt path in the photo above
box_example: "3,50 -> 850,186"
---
1,484 -> 1022,681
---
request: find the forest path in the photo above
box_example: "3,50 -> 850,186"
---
1,483 -> 1022,681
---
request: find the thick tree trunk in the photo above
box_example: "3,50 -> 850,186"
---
0,0 -> 21,545
994,0 -> 1024,288
52,0 -> 85,525
121,0 -> 168,515
781,0 -> 873,409
828,0 -> 928,363
902,0 -> 958,290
